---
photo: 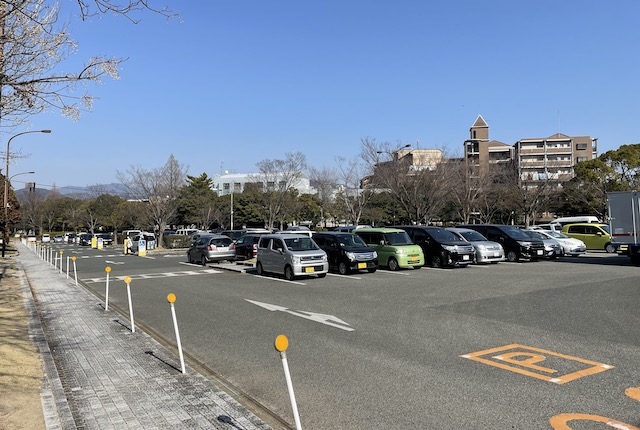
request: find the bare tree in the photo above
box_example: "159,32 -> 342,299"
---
0,0 -> 124,128
363,138 -> 450,224
117,154 -> 187,247
308,165 -> 338,228
334,156 -> 371,226
252,151 -> 307,230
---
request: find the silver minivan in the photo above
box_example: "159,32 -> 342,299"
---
256,234 -> 328,280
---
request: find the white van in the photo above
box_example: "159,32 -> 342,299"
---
552,216 -> 600,225
550,216 -> 600,231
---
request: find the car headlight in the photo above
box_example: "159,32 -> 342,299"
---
292,256 -> 301,264
518,241 -> 532,247
443,245 -> 457,252
346,252 -> 356,262
322,254 -> 328,262
372,251 -> 378,258
395,248 -> 406,255
477,244 -> 486,251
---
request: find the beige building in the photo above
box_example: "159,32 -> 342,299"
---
464,115 -> 597,186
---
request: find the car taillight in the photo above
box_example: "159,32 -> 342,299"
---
208,245 -> 215,251
252,244 -> 257,250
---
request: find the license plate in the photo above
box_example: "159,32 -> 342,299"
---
493,252 -> 500,257
304,267 -> 315,273
462,255 -> 469,260
537,250 -> 543,255
358,262 -> 367,269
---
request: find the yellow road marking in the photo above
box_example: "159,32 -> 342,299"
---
461,343 -> 613,384
549,413 -> 640,429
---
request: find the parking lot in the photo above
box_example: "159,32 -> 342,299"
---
45,242 -> 640,429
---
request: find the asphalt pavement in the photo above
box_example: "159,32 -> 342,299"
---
16,241 -> 272,430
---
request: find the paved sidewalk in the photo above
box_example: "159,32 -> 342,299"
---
16,243 -> 273,430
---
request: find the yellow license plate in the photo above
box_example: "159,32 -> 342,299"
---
304,267 -> 315,273
358,262 -> 367,269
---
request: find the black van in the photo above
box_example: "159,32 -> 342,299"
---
312,232 -> 378,274
392,226 -> 475,268
456,224 -> 545,262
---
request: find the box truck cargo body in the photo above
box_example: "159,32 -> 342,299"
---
607,190 -> 640,265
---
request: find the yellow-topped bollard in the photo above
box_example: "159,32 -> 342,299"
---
275,335 -> 289,352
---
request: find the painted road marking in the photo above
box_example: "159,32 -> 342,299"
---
460,343 -> 613,384
549,387 -> 640,428
246,299 -> 353,331
82,268 -> 222,283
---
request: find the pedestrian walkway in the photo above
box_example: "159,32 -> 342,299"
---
16,243 -> 272,430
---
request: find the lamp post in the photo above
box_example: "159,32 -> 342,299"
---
3,130 -> 51,257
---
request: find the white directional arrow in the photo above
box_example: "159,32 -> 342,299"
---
105,260 -> 125,265
246,299 -> 354,332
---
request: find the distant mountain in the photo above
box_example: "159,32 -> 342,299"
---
15,183 -> 131,201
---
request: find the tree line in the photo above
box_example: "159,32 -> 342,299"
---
5,142 -> 639,248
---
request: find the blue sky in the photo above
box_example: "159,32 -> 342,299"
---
11,0 -> 640,190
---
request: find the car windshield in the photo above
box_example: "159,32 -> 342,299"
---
546,231 -> 569,239
600,225 -> 610,234
526,231 -> 546,240
429,228 -> 464,242
336,234 -> 367,247
384,231 -> 413,245
503,226 -> 532,239
284,237 -> 319,251
458,230 -> 487,242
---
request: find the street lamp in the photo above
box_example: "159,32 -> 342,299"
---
3,130 -> 51,256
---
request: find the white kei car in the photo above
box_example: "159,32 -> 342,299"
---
529,229 -> 587,256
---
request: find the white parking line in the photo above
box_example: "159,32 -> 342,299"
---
251,274 -> 307,285
374,270 -> 411,276
327,273 -> 363,280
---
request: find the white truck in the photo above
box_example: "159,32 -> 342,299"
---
607,190 -> 640,265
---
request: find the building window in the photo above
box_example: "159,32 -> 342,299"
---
576,143 -> 588,150
223,183 -> 230,191
576,156 -> 588,163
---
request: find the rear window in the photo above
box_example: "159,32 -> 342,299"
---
210,237 -> 232,247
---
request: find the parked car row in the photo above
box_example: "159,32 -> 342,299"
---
181,223 -> 598,281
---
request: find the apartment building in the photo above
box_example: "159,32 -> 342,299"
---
516,134 -> 597,186
464,115 -> 597,186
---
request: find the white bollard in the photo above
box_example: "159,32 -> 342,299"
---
72,256 -> 78,286
167,293 -> 186,374
104,267 -> 111,311
59,251 -> 64,274
66,256 -> 70,279
124,277 -> 135,333
275,335 -> 302,430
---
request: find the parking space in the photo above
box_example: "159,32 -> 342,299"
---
40,242 -> 640,428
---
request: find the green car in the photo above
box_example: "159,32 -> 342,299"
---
354,228 -> 424,270
561,223 -> 614,253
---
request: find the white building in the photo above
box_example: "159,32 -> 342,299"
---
212,173 -> 315,196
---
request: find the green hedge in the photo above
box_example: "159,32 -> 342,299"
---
162,234 -> 191,249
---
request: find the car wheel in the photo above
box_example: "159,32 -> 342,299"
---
284,265 -> 295,281
387,258 -> 399,271
201,255 -> 207,266
605,243 -> 615,253
338,262 -> 349,275
367,268 -> 377,273
317,273 -> 327,278
187,253 -> 192,264
431,256 -> 442,268
256,261 -> 264,275
506,251 -> 518,262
